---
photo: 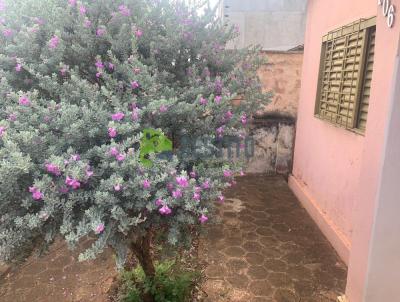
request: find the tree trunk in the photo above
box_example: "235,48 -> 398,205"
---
131,232 -> 156,302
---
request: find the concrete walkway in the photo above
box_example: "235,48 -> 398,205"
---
200,175 -> 347,301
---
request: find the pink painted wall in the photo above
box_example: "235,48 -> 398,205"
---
292,0 -> 377,252
346,0 -> 400,300
291,0 -> 400,301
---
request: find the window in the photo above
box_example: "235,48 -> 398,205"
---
315,17 -> 376,133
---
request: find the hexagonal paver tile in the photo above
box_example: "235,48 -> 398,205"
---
224,236 -> 243,247
264,259 -> 288,273
247,266 -> 269,280
226,259 -> 249,274
223,246 -> 246,257
226,274 -> 250,289
249,280 -> 273,296
245,253 -> 265,265
242,241 -> 263,253
205,264 -> 227,279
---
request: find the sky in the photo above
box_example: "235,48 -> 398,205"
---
208,0 -> 220,8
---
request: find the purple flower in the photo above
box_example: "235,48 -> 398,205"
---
0,126 -> 6,137
193,192 -> 201,201
143,179 -> 151,189
241,113 -> 247,125
216,126 -> 224,138
218,195 -> 225,203
215,95 -> 222,104
199,97 -> 208,105
172,189 -> 183,199
108,127 -> 117,138
8,113 -> 17,122
2,29 -> 13,38
29,186 -> 43,200
133,68 -> 141,74
59,186 -> 69,194
132,108 -> 140,121
190,171 -> 196,178
49,35 -> 60,49
108,63 -> 114,70
131,81 -> 140,89
215,79 -> 223,94
79,5 -> 86,15
45,163 -> 61,176
96,28 -> 106,37
176,176 -> 189,188
116,153 -> 126,161
159,205 -> 172,215
240,170 -> 245,176
166,182 -> 174,192
134,29 -> 143,38
96,72 -> 102,78
111,112 -> 125,121
202,180 -> 210,189
84,19 -> 92,28
199,214 -> 208,224
202,67 -> 211,78
19,96 -> 30,106
32,191 -> 43,200
15,64 -> 22,72
118,5 -> 131,16
60,67 -> 67,76
225,110 -> 233,120
95,223 -> 104,234
0,0 -> 5,11
70,154 -> 80,161
155,198 -> 163,206
68,0 -> 76,6
159,105 -> 168,113
195,186 -> 202,193
223,169 -> 232,178
86,169 -> 93,177
95,60 -> 104,69
109,147 -> 119,157
65,176 -> 81,190
114,184 -> 122,191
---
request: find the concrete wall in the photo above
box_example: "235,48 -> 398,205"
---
222,0 -> 307,50
244,51 -> 303,175
258,51 -> 303,118
288,0 -> 400,300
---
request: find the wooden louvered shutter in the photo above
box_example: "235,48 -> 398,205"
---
357,27 -> 376,131
315,17 -> 376,132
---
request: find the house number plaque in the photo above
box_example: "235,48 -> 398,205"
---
378,0 -> 396,28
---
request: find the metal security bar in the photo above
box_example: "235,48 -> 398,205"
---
315,17 -> 376,132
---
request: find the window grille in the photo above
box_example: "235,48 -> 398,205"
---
315,17 -> 376,133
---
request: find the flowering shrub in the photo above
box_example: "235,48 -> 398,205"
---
0,0 -> 269,299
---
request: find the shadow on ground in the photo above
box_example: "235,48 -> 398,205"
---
200,174 -> 347,302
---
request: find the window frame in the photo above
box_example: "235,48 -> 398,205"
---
314,17 -> 377,134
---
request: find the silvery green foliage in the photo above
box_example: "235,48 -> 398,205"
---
0,0 -> 270,266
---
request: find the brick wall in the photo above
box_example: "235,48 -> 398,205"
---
245,51 -> 303,175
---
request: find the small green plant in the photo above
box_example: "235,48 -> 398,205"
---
120,260 -> 197,302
